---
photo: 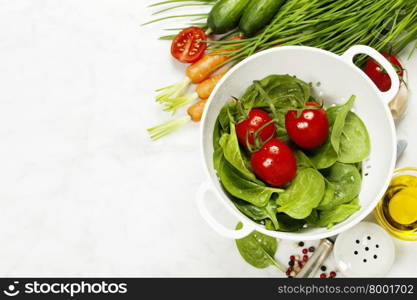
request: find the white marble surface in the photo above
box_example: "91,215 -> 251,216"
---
0,0 -> 416,277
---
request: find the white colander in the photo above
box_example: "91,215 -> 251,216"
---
197,45 -> 399,241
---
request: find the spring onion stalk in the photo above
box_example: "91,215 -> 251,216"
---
162,92 -> 199,112
141,13 -> 208,26
155,77 -> 192,103
143,0 -> 217,34
148,0 -> 217,7
147,116 -> 191,140
210,0 -> 417,66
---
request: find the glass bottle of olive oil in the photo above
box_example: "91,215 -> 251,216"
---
375,167 -> 417,241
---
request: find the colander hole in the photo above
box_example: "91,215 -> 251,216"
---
376,244 -> 379,248
354,251 -> 358,255
367,236 -> 371,240
365,173 -> 369,176
363,259 -> 367,263
365,247 -> 369,251
374,255 -> 378,259
356,240 -> 360,244
316,82 -> 321,87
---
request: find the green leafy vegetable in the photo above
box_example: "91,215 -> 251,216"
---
318,179 -> 336,209
277,168 -> 325,219
235,222 -> 284,271
338,112 -> 371,163
330,96 -> 355,153
213,75 -> 368,233
219,123 -> 258,182
309,96 -> 355,169
309,140 -> 338,169
274,214 -> 306,232
309,203 -> 360,228
240,75 -> 310,110
294,150 -> 315,168
233,198 -> 279,230
319,162 -> 362,210
217,154 -> 283,207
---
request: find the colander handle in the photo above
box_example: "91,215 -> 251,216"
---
341,45 -> 400,105
197,181 -> 255,239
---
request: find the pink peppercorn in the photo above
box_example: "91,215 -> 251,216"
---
330,271 -> 337,278
320,273 -> 327,278
302,248 -> 308,254
303,255 -> 309,262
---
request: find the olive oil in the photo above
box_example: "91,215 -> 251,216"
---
375,168 -> 417,241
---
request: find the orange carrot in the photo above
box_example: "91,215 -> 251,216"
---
157,36 -> 241,103
186,54 -> 228,83
196,70 -> 228,99
186,36 -> 241,83
187,99 -> 207,122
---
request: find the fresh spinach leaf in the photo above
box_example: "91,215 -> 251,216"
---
309,203 -> 360,228
309,96 -> 355,169
338,112 -> 371,163
319,162 -> 362,210
213,119 -> 224,171
219,123 -> 258,182
309,139 -> 338,169
329,96 -> 355,154
233,198 -> 279,230
235,222 -> 284,271
217,104 -> 231,132
275,213 -> 306,232
294,150 -> 315,168
233,198 -> 270,221
305,209 -> 319,226
317,179 -> 335,209
217,154 -> 283,207
277,168 -> 325,219
240,75 -> 310,110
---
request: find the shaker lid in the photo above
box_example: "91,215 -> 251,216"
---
333,222 -> 395,277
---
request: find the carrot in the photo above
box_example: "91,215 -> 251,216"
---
187,99 -> 207,122
149,37 -> 241,140
156,36 -> 241,103
196,70 -> 227,99
161,69 -> 228,113
186,36 -> 241,83
186,54 -> 229,84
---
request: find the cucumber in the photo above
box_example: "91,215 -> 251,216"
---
239,0 -> 286,37
207,0 -> 250,34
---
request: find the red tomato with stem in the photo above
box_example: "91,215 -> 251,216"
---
171,27 -> 207,63
251,138 -> 297,187
285,102 -> 329,150
364,52 -> 404,92
236,109 -> 276,147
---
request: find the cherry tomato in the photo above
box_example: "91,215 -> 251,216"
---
251,138 -> 297,187
285,102 -> 329,150
236,109 -> 276,146
171,27 -> 207,64
364,52 -> 404,92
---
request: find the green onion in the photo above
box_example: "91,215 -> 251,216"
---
147,116 -> 191,140
211,0 -> 417,66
